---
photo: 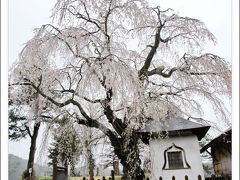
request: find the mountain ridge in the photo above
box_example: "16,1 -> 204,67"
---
8,154 -> 52,180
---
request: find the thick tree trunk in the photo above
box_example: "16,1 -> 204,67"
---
102,102 -> 144,179
121,148 -> 144,179
77,97 -> 144,179
77,116 -> 144,179
110,131 -> 144,180
25,122 -> 40,179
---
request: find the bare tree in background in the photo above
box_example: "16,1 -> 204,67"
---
47,116 -> 104,178
101,146 -> 120,175
9,0 -> 231,179
48,118 -> 81,176
84,129 -> 95,180
9,89 -> 51,180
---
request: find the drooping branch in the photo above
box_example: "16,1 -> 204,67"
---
67,6 -> 102,31
148,88 -> 187,98
177,53 -> 227,77
12,77 -> 127,138
82,97 -> 103,104
76,116 -> 124,158
146,52 -> 224,78
183,71 -> 217,76
40,24 -> 92,61
103,0 -> 113,45
13,78 -> 93,123
187,116 -> 224,133
90,69 -> 126,136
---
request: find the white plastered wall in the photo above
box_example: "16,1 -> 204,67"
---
150,135 -> 205,180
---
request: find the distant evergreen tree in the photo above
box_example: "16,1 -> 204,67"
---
48,139 -> 59,166
48,121 -> 81,176
8,109 -> 28,140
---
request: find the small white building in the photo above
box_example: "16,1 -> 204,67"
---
141,116 -> 210,180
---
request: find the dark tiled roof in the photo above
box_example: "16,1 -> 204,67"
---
142,116 -> 209,132
140,116 -> 210,141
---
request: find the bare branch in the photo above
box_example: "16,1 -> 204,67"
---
82,97 -> 102,104
17,78 -> 93,122
66,7 -> 102,30
138,26 -> 161,77
25,125 -> 33,138
147,66 -> 177,77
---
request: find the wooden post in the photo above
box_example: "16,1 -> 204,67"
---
53,163 -> 57,180
111,170 -> 115,180
211,175 -> 216,180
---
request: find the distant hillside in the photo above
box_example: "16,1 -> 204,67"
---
8,154 -> 52,180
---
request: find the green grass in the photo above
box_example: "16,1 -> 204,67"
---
37,177 -> 52,180
38,174 -> 150,180
69,176 -> 122,180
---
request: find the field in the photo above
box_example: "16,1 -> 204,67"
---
69,176 -> 122,180
38,174 -> 150,180
38,177 -> 121,180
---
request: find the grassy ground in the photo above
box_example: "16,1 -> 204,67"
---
38,174 -> 150,180
69,176 -> 122,180
37,177 -> 52,180
37,177 -> 121,180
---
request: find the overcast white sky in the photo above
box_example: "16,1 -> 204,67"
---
8,0 -> 232,162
